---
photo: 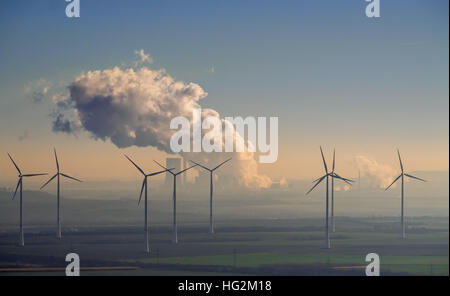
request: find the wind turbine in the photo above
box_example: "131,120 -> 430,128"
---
40,149 -> 82,239
329,149 -> 354,232
7,153 -> 47,246
124,155 -> 173,253
154,160 -> 197,244
41,149 -> 83,239
385,149 -> 426,239
306,147 -> 349,249
190,158 -> 232,234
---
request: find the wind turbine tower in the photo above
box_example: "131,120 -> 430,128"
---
154,160 -> 197,244
7,153 -> 47,246
190,158 -> 232,234
385,149 -> 426,239
306,147 -> 349,248
41,149 -> 82,239
125,155 -> 173,253
330,149 -> 354,232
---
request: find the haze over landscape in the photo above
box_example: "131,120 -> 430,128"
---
0,0 -> 448,276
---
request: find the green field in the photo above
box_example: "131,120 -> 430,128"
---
129,253 -> 448,275
0,217 -> 448,276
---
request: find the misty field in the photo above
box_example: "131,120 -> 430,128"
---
128,253 -> 448,276
125,228 -> 448,276
0,217 -> 448,276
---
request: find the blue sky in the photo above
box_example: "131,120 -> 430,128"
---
0,0 -> 448,181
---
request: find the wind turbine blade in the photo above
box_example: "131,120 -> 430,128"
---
12,179 -> 21,200
333,173 -> 355,184
22,173 -> 47,177
332,149 -> 335,173
54,148 -> 60,172
60,173 -> 82,182
397,149 -> 404,172
320,146 -> 328,173
138,179 -> 145,205
40,174 -> 58,189
7,153 -> 21,175
189,160 -> 211,172
330,173 -> 345,181
147,168 -> 174,177
153,160 -> 168,170
306,175 -> 326,195
311,176 -> 323,183
404,173 -> 426,182
176,164 -> 197,175
331,173 -> 351,185
385,174 -> 402,191
212,158 -> 232,171
124,155 -> 145,175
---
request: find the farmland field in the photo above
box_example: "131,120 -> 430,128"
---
0,217 -> 448,276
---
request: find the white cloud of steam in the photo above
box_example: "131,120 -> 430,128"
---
335,184 -> 350,192
354,155 -> 397,189
135,49 -> 153,65
25,79 -> 51,103
52,64 -> 272,189
52,92 -> 71,109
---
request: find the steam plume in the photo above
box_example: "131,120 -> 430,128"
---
52,65 -> 272,189
354,155 -> 397,189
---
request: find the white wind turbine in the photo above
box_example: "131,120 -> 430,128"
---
7,153 -> 47,246
306,147 -> 349,249
329,149 -> 354,232
385,149 -> 426,239
40,149 -> 82,239
154,160 -> 197,244
190,158 -> 232,234
125,155 -> 173,253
